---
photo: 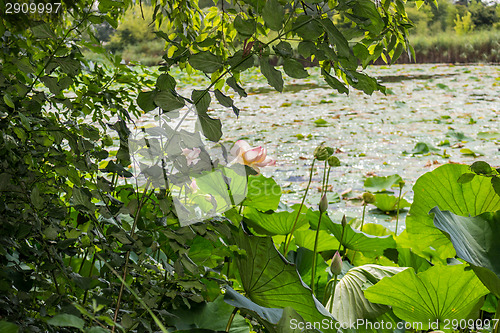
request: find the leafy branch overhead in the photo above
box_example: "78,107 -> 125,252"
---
147,0 -> 421,141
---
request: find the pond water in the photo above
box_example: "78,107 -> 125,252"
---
140,64 -> 500,233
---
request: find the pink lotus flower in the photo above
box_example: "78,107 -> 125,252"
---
181,147 -> 201,166
188,179 -> 199,192
230,140 -> 276,172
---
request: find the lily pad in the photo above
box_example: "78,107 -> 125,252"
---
314,118 -> 329,127
244,207 -> 307,236
403,142 -> 439,155
364,174 -> 403,192
372,194 -> 410,213
365,265 -> 488,330
405,164 -> 500,260
243,175 -> 281,211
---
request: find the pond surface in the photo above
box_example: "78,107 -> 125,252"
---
144,64 -> 500,232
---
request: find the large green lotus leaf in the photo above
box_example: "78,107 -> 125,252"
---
234,229 -> 335,332
166,295 -> 249,332
326,265 -> 407,327
294,229 -> 340,252
373,194 -> 411,213
364,265 -> 489,329
364,174 -> 402,192
243,175 -> 281,211
306,210 -> 396,257
244,207 -> 307,236
224,286 -> 283,331
276,307 -> 321,333
328,221 -> 396,257
406,164 -> 500,259
289,248 -> 329,300
396,248 -> 431,274
431,207 -> 500,297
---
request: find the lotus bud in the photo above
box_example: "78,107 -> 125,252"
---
313,143 -> 330,161
327,156 -> 340,167
362,192 -> 376,204
330,251 -> 342,276
341,215 -> 347,227
398,180 -> 405,188
319,193 -> 328,213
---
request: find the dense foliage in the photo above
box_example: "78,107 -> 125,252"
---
1,0 -> 500,333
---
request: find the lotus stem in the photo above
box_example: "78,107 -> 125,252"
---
225,307 -> 239,332
329,275 -> 338,314
395,182 -> 404,236
285,158 -> 316,255
311,210 -> 324,295
352,203 -> 367,263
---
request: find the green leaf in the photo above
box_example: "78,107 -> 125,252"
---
364,174 -> 403,192
86,327 -> 109,333
228,50 -> 255,72
214,89 -> 240,116
40,76 -> 62,95
406,164 -> 500,260
320,19 -> 350,58
192,90 -> 222,142
290,248 -> 329,299
72,187 -> 97,213
153,90 -> 185,112
47,314 -> 85,331
277,307 -> 321,333
260,57 -> 283,93
0,321 -> 19,333
234,16 -> 256,36
328,265 -> 406,327
194,166 -> 247,213
403,142 -> 439,155
493,177 -> 500,197
226,77 -> 247,98
189,51 -> 223,73
234,230 -> 335,330
470,161 -> 492,175
396,248 -> 431,273
262,0 -> 284,31
53,57 -> 80,76
364,265 -> 489,329
167,295 -> 250,332
298,41 -> 317,58
321,69 -> 348,95
283,59 -> 309,79
373,194 -> 410,213
352,0 -> 384,35
309,211 -> 396,256
244,207 -> 307,235
137,91 -> 157,112
3,94 -> 15,109
273,41 -> 293,58
31,22 -> 56,39
224,286 -> 283,325
457,173 -> 476,183
477,131 -> 500,140
293,16 -> 323,41
243,175 -> 281,211
156,73 -> 177,90
199,114 -> 222,142
294,229 -> 340,252
432,207 -> 500,297
346,71 -> 379,95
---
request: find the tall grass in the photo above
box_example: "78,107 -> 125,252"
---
392,30 -> 500,64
